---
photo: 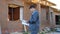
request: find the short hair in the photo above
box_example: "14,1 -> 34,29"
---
29,4 -> 37,9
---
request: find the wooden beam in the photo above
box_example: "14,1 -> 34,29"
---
46,1 -> 56,6
39,0 -> 56,6
8,4 -> 20,8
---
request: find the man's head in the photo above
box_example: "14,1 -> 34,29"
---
29,4 -> 37,12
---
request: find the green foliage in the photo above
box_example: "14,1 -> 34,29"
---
39,31 -> 46,34
51,28 -> 56,32
23,32 -> 28,34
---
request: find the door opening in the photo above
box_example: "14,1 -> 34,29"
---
55,15 -> 60,25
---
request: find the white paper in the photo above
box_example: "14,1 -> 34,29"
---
22,20 -> 29,26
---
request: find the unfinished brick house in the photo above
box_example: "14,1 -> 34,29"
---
1,0 -> 60,34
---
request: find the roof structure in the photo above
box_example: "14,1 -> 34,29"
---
24,0 -> 56,7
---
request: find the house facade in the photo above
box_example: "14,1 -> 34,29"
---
1,0 -> 59,34
51,8 -> 60,27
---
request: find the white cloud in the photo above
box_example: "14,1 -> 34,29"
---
48,0 -> 60,10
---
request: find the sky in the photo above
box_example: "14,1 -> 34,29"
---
48,0 -> 60,10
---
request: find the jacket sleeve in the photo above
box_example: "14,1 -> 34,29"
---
28,12 -> 39,24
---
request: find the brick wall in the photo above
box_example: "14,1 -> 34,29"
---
0,0 -> 24,34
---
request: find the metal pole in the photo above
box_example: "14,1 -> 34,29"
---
12,8 -> 13,21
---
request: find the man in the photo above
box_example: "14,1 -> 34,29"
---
28,4 -> 40,34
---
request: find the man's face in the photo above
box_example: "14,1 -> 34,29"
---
30,8 -> 35,12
